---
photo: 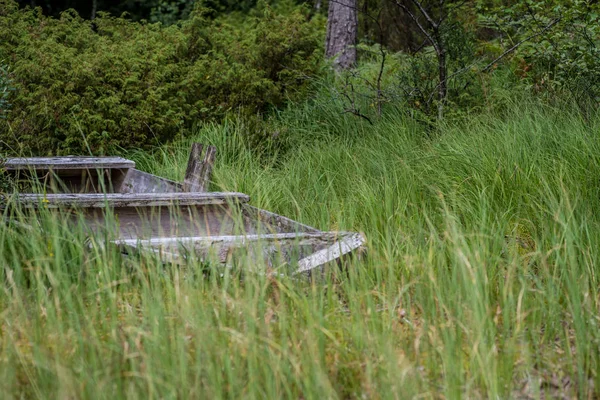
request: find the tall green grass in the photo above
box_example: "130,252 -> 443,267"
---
2,98 -> 600,399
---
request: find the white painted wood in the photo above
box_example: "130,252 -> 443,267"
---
294,232 -> 365,274
113,232 -> 342,247
5,157 -> 135,170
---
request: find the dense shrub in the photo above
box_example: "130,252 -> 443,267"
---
480,1 -> 600,114
0,0 -> 323,154
0,62 -> 12,119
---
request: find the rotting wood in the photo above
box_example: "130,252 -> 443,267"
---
14,192 -> 249,208
198,145 -> 216,192
82,204 -> 240,240
183,143 -> 204,192
184,143 -> 217,192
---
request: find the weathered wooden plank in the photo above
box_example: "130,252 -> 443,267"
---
183,143 -> 204,192
197,145 -> 216,192
14,192 -> 250,208
5,157 -> 135,170
294,232 -> 365,274
84,204 -> 239,240
114,232 -> 339,267
183,144 -> 217,192
113,232 -> 341,247
116,169 -> 182,194
242,205 -> 320,234
113,231 -> 364,274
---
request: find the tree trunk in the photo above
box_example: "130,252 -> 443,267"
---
91,0 -> 98,19
325,0 -> 358,70
433,29 -> 447,120
437,48 -> 447,120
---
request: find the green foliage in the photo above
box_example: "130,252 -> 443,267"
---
149,0 -> 197,25
480,0 -> 600,112
342,16 -> 498,123
0,62 -> 12,119
337,0 -> 600,124
0,156 -> 14,196
13,0 -> 311,22
0,0 -> 323,155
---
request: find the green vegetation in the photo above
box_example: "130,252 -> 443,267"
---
0,0 -> 322,154
0,61 -> 11,119
2,0 -> 600,397
2,96 -> 600,398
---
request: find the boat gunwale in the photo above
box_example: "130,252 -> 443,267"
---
114,231 -> 366,274
112,231 -> 354,246
12,192 -> 250,208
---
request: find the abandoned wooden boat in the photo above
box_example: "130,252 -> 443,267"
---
3,145 -> 365,275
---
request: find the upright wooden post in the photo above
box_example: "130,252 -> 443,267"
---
184,143 -> 203,192
183,143 -> 216,192
198,145 -> 216,192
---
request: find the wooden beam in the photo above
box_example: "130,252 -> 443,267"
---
294,232 -> 365,274
198,145 -> 216,192
5,157 -> 135,170
113,232 -> 343,248
13,192 -> 250,208
183,143 -> 203,192
114,231 -> 365,273
184,143 -> 217,192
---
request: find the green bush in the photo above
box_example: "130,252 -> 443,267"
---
480,1 -> 600,114
0,62 -> 12,119
0,0 -> 323,155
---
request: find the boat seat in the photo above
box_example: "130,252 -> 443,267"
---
5,156 -> 135,171
14,192 -> 250,208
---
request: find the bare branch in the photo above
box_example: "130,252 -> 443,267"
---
409,0 -> 439,29
481,17 -> 561,72
343,109 -> 374,124
392,0 -> 440,53
418,15 -> 561,107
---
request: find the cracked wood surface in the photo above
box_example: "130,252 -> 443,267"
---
183,143 -> 216,192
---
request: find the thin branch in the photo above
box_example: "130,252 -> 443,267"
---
420,15 -> 561,106
481,17 -> 561,72
409,0 -> 439,29
339,77 -> 374,125
343,109 -> 374,124
438,0 -> 467,26
392,0 -> 440,53
375,40 -> 386,113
